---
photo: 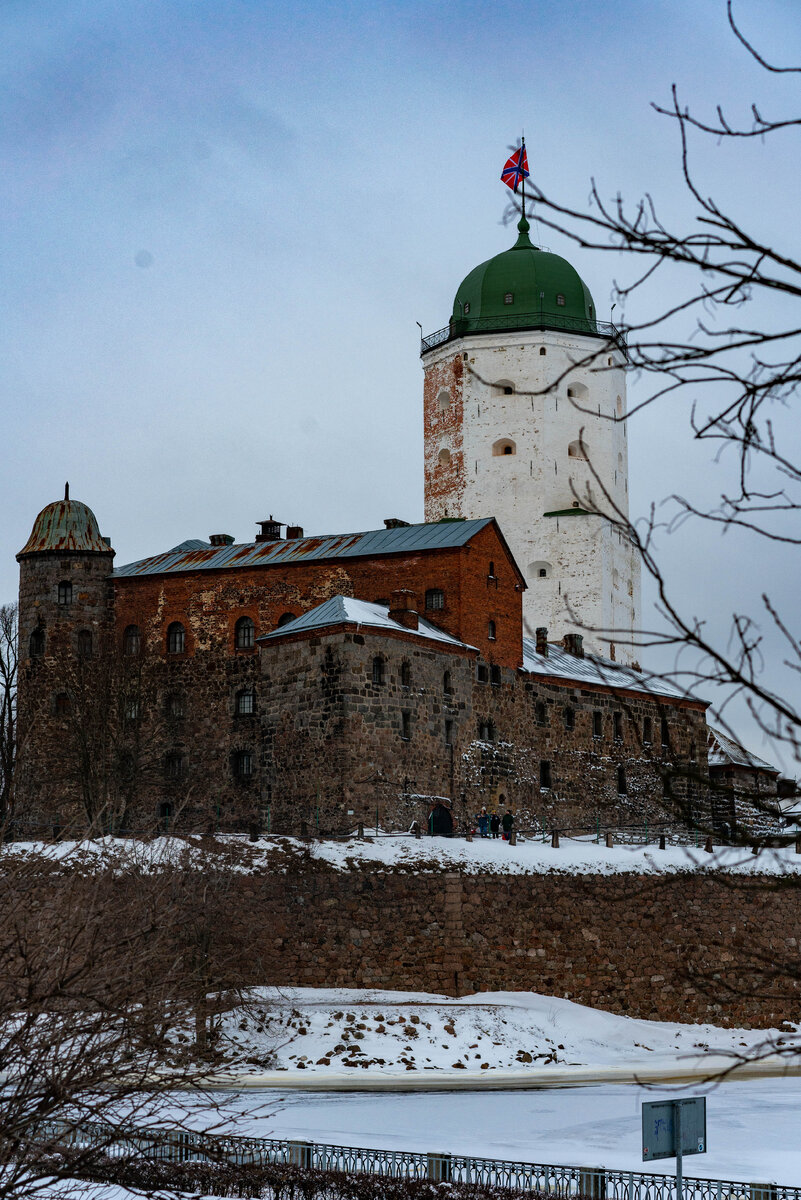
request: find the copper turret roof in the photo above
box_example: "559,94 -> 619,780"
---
17,485 -> 113,558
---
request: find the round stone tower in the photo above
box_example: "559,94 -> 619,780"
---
421,217 -> 641,663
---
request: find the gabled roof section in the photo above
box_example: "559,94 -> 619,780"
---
111,518 -> 498,578
258,596 -> 476,650
707,727 -> 779,776
522,638 -> 704,703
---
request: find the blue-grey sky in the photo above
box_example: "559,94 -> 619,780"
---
3,0 -> 800,765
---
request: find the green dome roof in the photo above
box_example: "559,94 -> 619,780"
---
451,217 -> 596,338
18,488 -> 113,558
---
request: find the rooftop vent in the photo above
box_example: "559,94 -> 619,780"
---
384,518 -> 411,529
389,588 -> 419,631
563,633 -> 584,659
255,516 -> 283,543
286,525 -> 304,540
209,534 -> 235,547
535,626 -> 548,657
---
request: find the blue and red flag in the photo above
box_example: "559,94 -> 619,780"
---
501,144 -> 529,193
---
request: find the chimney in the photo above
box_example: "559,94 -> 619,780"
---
535,627 -> 549,657
209,534 -> 235,547
388,588 -> 419,631
563,633 -> 585,658
384,518 -> 411,530
255,515 -> 283,543
286,525 -> 304,540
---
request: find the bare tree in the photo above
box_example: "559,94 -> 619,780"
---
0,605 -> 16,822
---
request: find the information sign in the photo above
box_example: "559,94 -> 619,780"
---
642,1097 -> 706,1161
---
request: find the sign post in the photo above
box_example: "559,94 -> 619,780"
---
642,1097 -> 706,1200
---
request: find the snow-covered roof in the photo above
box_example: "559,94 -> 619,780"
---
707,727 -> 779,775
258,595 -> 476,651
521,638 -> 698,702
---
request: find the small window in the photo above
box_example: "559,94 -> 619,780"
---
689,740 -> 697,764
556,293 -> 566,306
444,719 -> 453,746
438,447 -> 451,467
492,439 -> 517,457
662,769 -> 672,797
443,670 -> 452,697
661,717 -> 669,748
57,580 -> 72,606
566,382 -> 588,402
564,707 -> 575,731
125,697 -> 140,721
617,765 -> 627,795
479,720 -> 495,742
504,292 -> 514,305
235,616 -> 255,650
372,657 -> 385,686
401,711 -> 411,741
540,760 -> 552,789
535,701 -> 547,726
235,688 -> 255,716
30,628 -> 45,658
276,612 -> 296,628
77,629 -> 92,659
463,302 -> 470,314
488,620 -> 496,641
488,561 -> 496,578
165,753 -> 184,781
233,750 -> 253,779
643,717 -> 652,745
158,801 -> 173,831
593,711 -> 602,738
167,622 -> 186,655
529,561 -> 552,581
539,569 -> 546,578
401,662 -> 411,688
436,389 -> 451,412
425,589 -> 445,611
166,692 -> 185,719
54,692 -> 71,716
490,664 -> 501,686
539,347 -> 546,356
614,712 -> 622,740
123,625 -> 141,656
568,439 -> 588,460
477,664 -> 489,684
502,385 -> 513,395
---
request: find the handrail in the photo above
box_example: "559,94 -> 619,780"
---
420,311 -> 627,355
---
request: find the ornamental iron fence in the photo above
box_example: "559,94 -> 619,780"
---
420,311 -> 626,355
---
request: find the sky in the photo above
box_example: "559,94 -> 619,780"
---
2,0 -> 800,766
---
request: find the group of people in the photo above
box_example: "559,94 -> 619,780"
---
474,807 -> 514,841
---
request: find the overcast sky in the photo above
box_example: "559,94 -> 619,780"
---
3,0 -> 800,767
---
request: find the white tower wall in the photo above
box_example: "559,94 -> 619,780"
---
423,328 -> 641,663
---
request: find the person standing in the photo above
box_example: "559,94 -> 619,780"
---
477,807 -> 489,838
490,812 -> 500,839
501,810 -> 514,841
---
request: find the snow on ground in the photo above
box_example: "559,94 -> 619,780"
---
214,987 -> 798,1074
5,832 -> 801,877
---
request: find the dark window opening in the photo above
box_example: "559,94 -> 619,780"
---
593,711 -> 602,738
504,292 -> 514,305
617,765 -> 627,794
463,302 -> 470,314
488,620 -> 496,640
477,664 -> 489,684
614,712 -> 622,740
235,616 -> 255,649
235,688 -> 255,716
490,664 -> 501,686
502,385 -> 513,394
540,760 -> 552,789
123,625 -> 141,656
30,628 -> 45,658
77,629 -> 92,659
401,711 -> 411,741
276,612 -> 296,628
372,657 -> 385,686
401,662 -> 411,688
57,580 -> 72,606
539,347 -> 546,356
488,561 -> 496,578
158,801 -> 173,832
443,670 -> 452,697
165,753 -> 184,781
233,750 -> 253,779
643,716 -> 652,744
445,719 -> 453,746
556,293 -> 566,306
54,692 -> 71,716
661,717 -> 670,748
689,740 -> 697,763
425,588 -> 445,611
539,568 -> 547,578
564,707 -> 575,731
125,698 -> 140,721
167,622 -> 186,655
479,720 -> 495,742
166,692 -> 185,719
535,701 -> 547,726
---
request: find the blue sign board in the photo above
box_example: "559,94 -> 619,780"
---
642,1098 -> 706,1162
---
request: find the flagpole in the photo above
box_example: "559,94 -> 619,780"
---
520,135 -> 526,221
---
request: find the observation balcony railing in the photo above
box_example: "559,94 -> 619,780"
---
420,310 -> 626,355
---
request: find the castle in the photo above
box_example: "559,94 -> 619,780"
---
14,215 -> 772,839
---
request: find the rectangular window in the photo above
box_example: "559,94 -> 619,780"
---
445,720 -> 453,746
643,717 -> 652,744
401,711 -> 411,741
661,717 -> 669,748
490,665 -> 501,686
614,712 -> 622,740
477,664 -> 489,684
593,711 -> 602,738
540,760 -> 552,790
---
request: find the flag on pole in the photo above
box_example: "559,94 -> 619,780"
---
500,145 -> 529,193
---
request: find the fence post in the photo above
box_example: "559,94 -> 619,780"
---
288,1140 -> 313,1169
551,830 -> 559,848
605,832 -> 614,848
427,1153 -> 452,1182
579,1168 -> 607,1199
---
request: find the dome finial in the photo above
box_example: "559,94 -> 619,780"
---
65,481 -> 69,502
514,215 -> 533,249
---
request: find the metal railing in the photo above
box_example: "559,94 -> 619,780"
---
35,1118 -> 796,1200
420,311 -> 627,355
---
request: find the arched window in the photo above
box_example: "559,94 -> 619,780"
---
166,692 -> 185,719
276,612 -> 296,628
568,439 -> 588,460
617,765 -> 627,795
54,692 -> 71,716
539,347 -> 546,356
401,661 -> 411,688
443,670 -> 452,697
492,380 -> 515,396
492,438 -> 516,457
487,620 -> 496,641
235,616 -> 255,650
438,447 -> 451,467
372,657 -> 385,686
233,750 -> 253,779
29,628 -> 45,658
425,589 -> 445,611
167,622 -> 185,654
566,382 -> 589,402
436,389 -> 451,412
564,707 -> 575,730
235,688 -> 255,716
57,580 -> 72,606
528,560 -> 552,581
77,629 -> 92,659
123,625 -> 141,656
165,753 -> 184,781
478,719 -> 495,742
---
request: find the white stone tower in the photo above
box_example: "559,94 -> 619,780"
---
422,215 -> 641,663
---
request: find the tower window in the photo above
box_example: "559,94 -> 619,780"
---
165,753 -> 184,781
166,692 -> 185,719
539,569 -> 546,578
564,707 -> 575,731
503,293 -> 514,304
593,711 -> 602,738
529,561 -> 552,581
438,447 -> 451,467
123,625 -> 141,656
401,711 -> 411,741
614,712 -> 623,740
661,717 -> 670,748
617,765 -> 627,794
235,688 -> 255,716
463,302 -> 470,314
539,347 -> 546,356
443,670 -> 452,697
477,664 -> 489,684
492,438 -> 517,457
479,720 -> 495,742
540,760 -> 552,790
488,620 -> 496,641
535,701 -> 547,726
445,719 -> 453,746
57,580 -> 72,606
30,628 -> 45,658
372,657 -> 385,686
401,661 -> 411,688
77,629 -> 93,659
568,439 -> 588,460
276,612 -> 296,628
490,664 -> 501,686
437,390 -> 451,412
166,622 -> 186,655
235,616 -> 255,650
488,561 -> 496,578
425,588 -> 445,611
643,717 -> 652,744
125,698 -> 140,722
233,750 -> 253,779
556,294 -> 566,306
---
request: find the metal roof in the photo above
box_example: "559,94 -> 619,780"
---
258,596 -> 475,650
18,498 -> 113,558
111,519 -> 494,578
522,638 -> 702,702
707,727 -> 778,775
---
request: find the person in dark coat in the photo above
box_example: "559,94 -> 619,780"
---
490,812 -> 500,839
501,810 -> 514,841
477,807 -> 490,838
